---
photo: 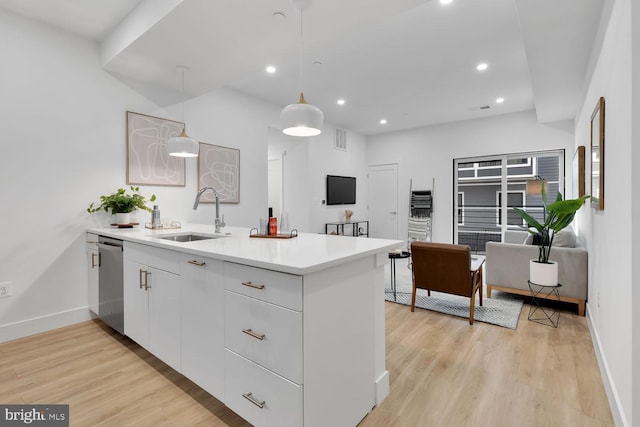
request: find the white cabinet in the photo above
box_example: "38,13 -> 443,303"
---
225,291 -> 302,383
223,262 -> 304,426
86,233 -> 99,315
224,349 -> 302,427
181,254 -> 225,398
123,242 -> 181,372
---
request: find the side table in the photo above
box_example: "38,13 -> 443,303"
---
527,280 -> 562,328
388,251 -> 411,301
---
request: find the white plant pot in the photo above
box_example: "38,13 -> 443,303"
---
529,260 -> 558,286
115,212 -> 131,225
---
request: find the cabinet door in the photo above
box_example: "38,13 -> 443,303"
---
123,258 -> 149,349
181,256 -> 225,398
87,247 -> 99,315
148,266 -> 181,372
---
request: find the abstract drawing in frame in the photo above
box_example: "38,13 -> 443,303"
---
126,111 -> 186,186
198,143 -> 240,203
572,146 -> 585,198
590,97 -> 605,210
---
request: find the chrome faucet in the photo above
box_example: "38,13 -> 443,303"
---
193,187 -> 225,233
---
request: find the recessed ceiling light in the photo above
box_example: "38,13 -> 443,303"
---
476,63 -> 488,71
496,97 -> 505,103
272,12 -> 286,21
337,99 -> 345,105
266,65 -> 276,74
380,119 -> 387,125
440,0 -> 453,5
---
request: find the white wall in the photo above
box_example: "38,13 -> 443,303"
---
308,127 -> 368,234
576,0 -> 634,425
365,110 -> 575,244
0,8 -> 280,341
632,0 -> 640,421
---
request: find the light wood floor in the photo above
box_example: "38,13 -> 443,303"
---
0,302 -> 613,427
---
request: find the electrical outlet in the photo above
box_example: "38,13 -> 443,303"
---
0,282 -> 12,298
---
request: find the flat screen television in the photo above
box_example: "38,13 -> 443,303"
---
326,175 -> 356,205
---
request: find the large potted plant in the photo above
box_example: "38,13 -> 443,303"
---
514,188 -> 589,286
87,186 -> 156,225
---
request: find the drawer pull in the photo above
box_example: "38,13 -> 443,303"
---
242,328 -> 266,340
242,392 -> 265,409
188,260 -> 206,266
241,281 -> 265,290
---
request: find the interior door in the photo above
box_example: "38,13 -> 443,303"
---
368,164 -> 398,239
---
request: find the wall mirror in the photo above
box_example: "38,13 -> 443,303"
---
590,97 -> 605,210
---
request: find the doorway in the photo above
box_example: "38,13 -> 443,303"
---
368,164 -> 398,239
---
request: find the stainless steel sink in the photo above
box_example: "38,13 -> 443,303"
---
155,233 -> 226,242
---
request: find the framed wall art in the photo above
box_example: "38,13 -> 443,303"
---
198,143 -> 240,203
572,146 -> 585,198
590,97 -> 605,210
126,111 -> 186,186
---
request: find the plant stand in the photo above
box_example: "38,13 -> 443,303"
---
527,280 -> 562,328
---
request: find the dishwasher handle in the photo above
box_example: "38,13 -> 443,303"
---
97,242 -> 123,252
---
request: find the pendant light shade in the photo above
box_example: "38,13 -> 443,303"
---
281,93 -> 324,136
167,128 -> 199,157
168,65 -> 199,157
281,0 -> 323,137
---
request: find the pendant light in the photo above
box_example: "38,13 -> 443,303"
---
168,65 -> 199,157
280,0 -> 323,137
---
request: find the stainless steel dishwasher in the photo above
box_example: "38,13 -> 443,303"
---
97,236 -> 124,334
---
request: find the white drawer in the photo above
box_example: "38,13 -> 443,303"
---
225,291 -> 302,384
123,241 -> 181,274
224,349 -> 302,427
224,262 -> 302,311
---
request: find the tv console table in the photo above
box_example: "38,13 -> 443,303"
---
325,220 -> 369,237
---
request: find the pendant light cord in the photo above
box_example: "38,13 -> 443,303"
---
299,7 -> 304,96
181,67 -> 186,124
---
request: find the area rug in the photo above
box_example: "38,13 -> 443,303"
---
385,290 -> 523,329
384,257 -> 522,328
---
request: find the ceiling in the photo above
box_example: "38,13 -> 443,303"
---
0,0 -> 606,135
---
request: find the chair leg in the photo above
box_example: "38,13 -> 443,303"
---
479,283 -> 483,306
469,296 -> 475,325
411,282 -> 416,312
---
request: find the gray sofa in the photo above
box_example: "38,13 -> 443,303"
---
485,229 -> 588,315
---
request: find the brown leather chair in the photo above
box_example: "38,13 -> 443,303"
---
410,242 -> 483,325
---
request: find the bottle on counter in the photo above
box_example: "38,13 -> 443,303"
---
152,205 -> 161,229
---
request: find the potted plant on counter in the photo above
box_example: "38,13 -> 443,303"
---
514,188 -> 589,286
87,186 -> 156,225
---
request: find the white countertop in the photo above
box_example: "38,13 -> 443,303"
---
88,224 -> 403,275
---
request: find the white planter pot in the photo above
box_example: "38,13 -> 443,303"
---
115,212 -> 131,225
529,260 -> 558,286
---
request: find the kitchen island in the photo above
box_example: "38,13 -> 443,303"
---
87,224 -> 402,427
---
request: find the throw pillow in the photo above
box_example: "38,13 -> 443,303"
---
552,227 -> 577,247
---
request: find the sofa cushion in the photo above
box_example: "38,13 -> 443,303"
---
524,227 -> 576,247
552,228 -> 577,247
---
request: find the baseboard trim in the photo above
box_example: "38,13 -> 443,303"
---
0,307 -> 92,344
375,369 -> 390,405
586,303 -> 628,427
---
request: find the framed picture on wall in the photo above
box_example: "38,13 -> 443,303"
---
126,111 -> 186,186
572,146 -> 585,198
590,97 -> 605,210
197,143 -> 240,203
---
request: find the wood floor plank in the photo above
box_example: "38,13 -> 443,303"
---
0,302 -> 613,427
